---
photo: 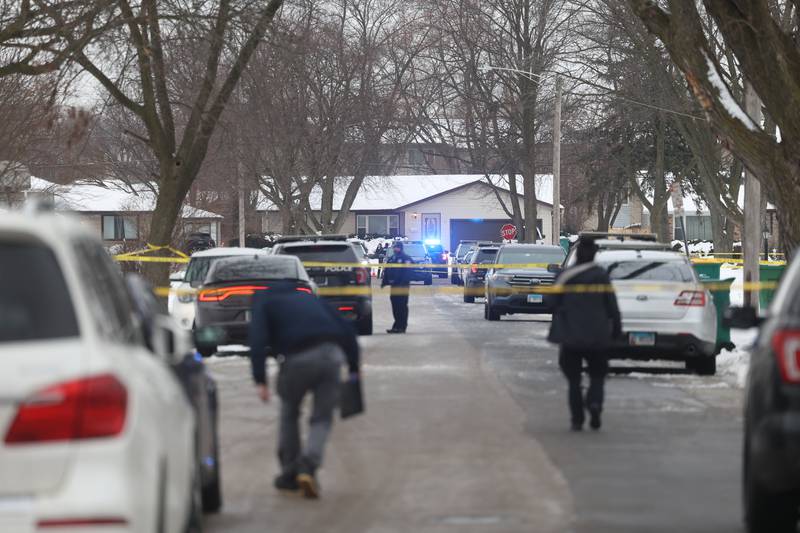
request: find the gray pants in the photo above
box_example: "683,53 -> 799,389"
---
277,342 -> 344,475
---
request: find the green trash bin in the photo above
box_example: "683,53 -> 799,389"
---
559,236 -> 571,254
702,278 -> 735,352
759,263 -> 786,309
693,261 -> 722,281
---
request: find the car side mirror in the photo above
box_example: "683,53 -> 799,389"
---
547,264 -> 563,274
723,306 -> 763,329
150,315 -> 193,365
194,325 -> 227,356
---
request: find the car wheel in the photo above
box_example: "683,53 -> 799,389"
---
201,443 -> 222,513
357,314 -> 373,336
485,304 -> 500,321
464,294 -> 475,303
185,461 -> 204,533
198,345 -> 217,358
745,437 -> 798,533
424,275 -> 433,286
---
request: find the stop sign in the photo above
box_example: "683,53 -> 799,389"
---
501,223 -> 517,240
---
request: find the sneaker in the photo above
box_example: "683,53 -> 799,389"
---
274,472 -> 300,493
589,406 -> 602,431
386,328 -> 406,334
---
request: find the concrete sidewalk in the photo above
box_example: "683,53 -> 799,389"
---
205,289 -> 574,533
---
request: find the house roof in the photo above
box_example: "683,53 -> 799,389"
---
29,177 -> 223,219
257,174 -> 557,212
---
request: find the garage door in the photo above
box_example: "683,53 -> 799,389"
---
449,219 -> 512,251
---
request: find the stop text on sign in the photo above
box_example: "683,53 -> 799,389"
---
501,224 -> 517,240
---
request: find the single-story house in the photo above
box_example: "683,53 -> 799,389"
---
258,174 -> 558,251
25,177 -> 223,246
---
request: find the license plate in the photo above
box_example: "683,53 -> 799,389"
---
527,294 -> 543,304
629,332 -> 656,346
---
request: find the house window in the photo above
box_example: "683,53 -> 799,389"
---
357,215 -> 400,238
675,215 -> 712,241
102,215 -> 138,240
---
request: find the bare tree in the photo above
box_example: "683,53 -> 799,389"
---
64,0 -> 284,283
628,0 -> 800,251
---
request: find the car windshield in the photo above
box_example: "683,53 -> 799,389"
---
209,258 -> 300,283
281,244 -> 357,263
600,260 -> 695,282
456,244 -> 474,259
0,241 -> 79,342
389,244 -> 426,257
497,249 -> 566,267
474,249 -> 499,262
426,244 -> 444,254
185,256 -> 223,283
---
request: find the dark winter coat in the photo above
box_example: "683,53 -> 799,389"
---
249,284 -> 360,384
547,262 -> 622,350
381,251 -> 414,287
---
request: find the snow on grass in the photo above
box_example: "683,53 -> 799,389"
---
717,328 -> 757,387
705,53 -> 759,132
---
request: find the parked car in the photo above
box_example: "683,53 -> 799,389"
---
564,232 -> 672,267
271,236 -> 373,335
451,240 -> 489,285
726,258 -> 800,533
484,244 -> 566,320
463,246 -> 500,303
385,240 -> 433,285
169,247 -> 268,329
0,209 -> 201,532
424,241 -> 449,278
194,254 -> 313,355
596,248 -> 718,374
185,232 -> 216,254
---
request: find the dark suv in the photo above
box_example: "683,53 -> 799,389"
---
385,241 -> 433,285
463,246 -> 500,303
484,244 -> 566,320
271,236 -> 373,335
425,242 -> 449,278
194,254 -> 311,355
726,259 -> 799,533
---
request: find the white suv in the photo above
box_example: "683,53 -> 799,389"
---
0,211 -> 199,532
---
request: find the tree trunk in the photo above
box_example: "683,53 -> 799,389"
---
142,170 -> 185,292
710,210 -> 733,253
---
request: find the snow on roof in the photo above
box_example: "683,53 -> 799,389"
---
191,247 -> 269,258
29,177 -> 222,219
257,174 -> 556,211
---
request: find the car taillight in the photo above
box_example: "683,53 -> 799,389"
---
338,306 -> 355,312
296,287 -> 312,294
674,290 -> 706,306
442,253 -> 449,261
5,374 -> 127,444
773,330 -> 800,384
471,264 -> 478,274
199,285 -> 269,302
355,268 -> 368,285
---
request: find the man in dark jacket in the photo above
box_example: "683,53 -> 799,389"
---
381,241 -> 413,334
249,282 -> 360,498
548,239 -> 621,431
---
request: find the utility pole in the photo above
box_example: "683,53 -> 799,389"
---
237,83 -> 246,248
552,76 -> 562,245
743,82 -> 762,309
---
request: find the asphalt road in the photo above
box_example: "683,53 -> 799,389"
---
205,279 -> 744,533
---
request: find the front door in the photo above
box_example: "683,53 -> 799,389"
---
421,213 -> 441,242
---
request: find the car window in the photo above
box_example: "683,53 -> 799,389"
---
475,249 -> 499,262
600,260 -> 695,282
280,244 -> 358,263
185,256 -> 218,283
399,244 -> 427,257
497,248 -> 566,266
0,240 -> 80,343
74,240 -> 140,344
208,257 -> 300,283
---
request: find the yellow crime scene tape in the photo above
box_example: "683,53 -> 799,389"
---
115,244 -> 190,264
154,280 -> 780,299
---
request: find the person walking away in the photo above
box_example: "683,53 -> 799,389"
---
249,281 -> 361,498
382,241 -> 413,333
548,239 -> 621,431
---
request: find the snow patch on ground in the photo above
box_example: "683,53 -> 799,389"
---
671,240 -> 714,254
717,328 -> 757,388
